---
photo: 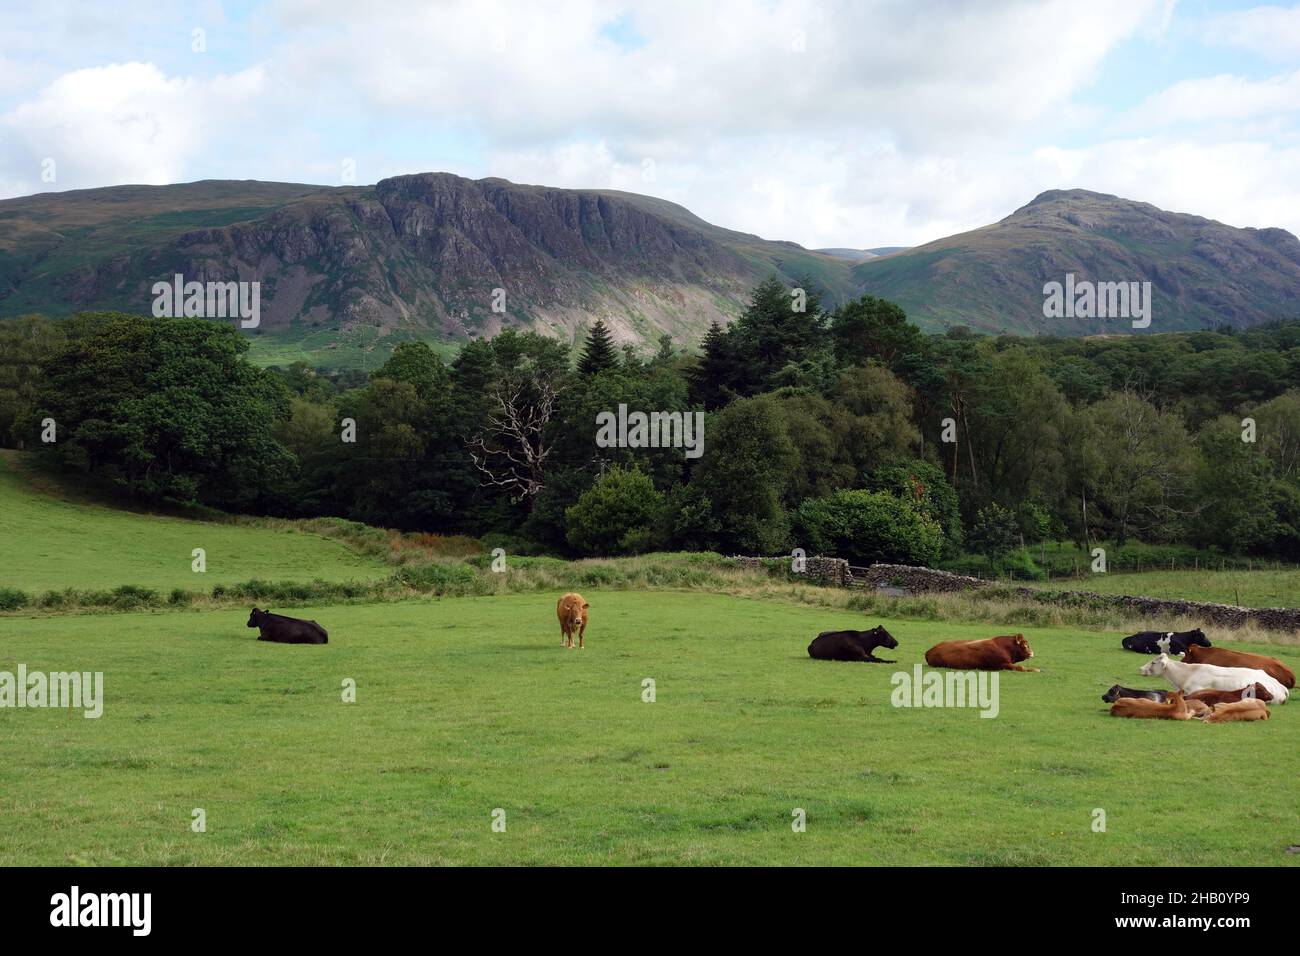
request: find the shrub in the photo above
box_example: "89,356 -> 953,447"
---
794,489 -> 944,566
865,461 -> 963,554
967,503 -> 1020,561
394,562 -> 477,592
0,587 -> 29,611
565,466 -> 666,557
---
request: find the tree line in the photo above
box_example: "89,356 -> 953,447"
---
2,277 -> 1299,569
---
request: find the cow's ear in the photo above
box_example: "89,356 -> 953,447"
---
582,603 -> 590,609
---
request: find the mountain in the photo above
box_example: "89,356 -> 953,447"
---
852,189 -> 1300,334
0,173 -> 858,355
3,179 -> 1298,361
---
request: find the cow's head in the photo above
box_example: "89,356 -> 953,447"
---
1139,653 -> 1168,678
564,600 -> 588,629
247,607 -> 265,628
1101,684 -> 1121,703
1007,634 -> 1032,662
1245,682 -> 1274,702
1186,628 -> 1210,648
868,626 -> 898,650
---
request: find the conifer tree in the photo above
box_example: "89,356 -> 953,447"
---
577,319 -> 618,376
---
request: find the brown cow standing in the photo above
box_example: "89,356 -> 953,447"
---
1182,645 -> 1295,689
924,634 -> 1039,672
557,593 -> 589,649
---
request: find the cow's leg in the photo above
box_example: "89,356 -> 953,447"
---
1002,663 -> 1040,672
865,654 -> 896,663
578,622 -> 585,650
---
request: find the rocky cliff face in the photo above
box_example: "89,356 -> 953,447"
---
2,173 -> 852,345
4,179 -> 1297,343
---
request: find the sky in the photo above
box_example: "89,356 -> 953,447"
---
0,0 -> 1297,249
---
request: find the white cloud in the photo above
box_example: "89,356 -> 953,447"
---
0,61 -> 265,195
1121,71 -> 1300,130
0,1 -> 1297,254
1209,3 -> 1300,58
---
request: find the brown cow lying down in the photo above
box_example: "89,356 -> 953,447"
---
1183,698 -> 1212,719
556,592 -> 589,649
924,634 -> 1038,672
1186,684 -> 1273,706
1204,699 -> 1270,723
1110,690 -> 1190,720
1182,645 -> 1295,689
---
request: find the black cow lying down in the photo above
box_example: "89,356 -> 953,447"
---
1101,684 -> 1169,704
1120,628 -> 1210,655
247,608 -> 328,645
808,626 -> 898,663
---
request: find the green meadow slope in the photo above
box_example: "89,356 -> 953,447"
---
0,453 -> 386,593
0,593 -> 1296,866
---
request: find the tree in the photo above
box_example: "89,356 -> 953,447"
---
1083,388 -> 1196,544
0,314 -> 65,448
34,314 -> 292,510
565,465 -> 665,555
692,397 -> 796,553
468,374 -> 560,509
688,320 -> 739,410
794,489 -> 944,566
967,503 -> 1020,561
866,461 -> 963,554
1191,415 -> 1278,554
829,294 -> 923,369
726,275 -> 827,395
577,320 -> 618,376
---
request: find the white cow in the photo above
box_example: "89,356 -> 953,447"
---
1139,653 -> 1288,704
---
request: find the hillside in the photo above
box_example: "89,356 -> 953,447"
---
0,174 -> 859,357
0,452 -> 386,592
853,189 -> 1300,334
5,180 -> 1298,351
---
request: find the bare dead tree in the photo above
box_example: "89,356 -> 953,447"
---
467,376 -> 559,508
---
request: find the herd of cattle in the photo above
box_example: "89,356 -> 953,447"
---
807,623 -> 1292,722
248,595 -> 1294,724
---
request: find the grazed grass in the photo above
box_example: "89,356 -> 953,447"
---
1024,568 -> 1300,610
0,592 -> 1295,866
0,453 -> 386,592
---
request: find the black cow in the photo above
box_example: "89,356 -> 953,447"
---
1120,628 -> 1210,655
1101,684 -> 1169,704
808,626 -> 898,663
247,608 -> 328,645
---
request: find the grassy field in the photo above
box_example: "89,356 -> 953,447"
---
1027,569 -> 1300,609
0,454 -> 386,592
0,591 -> 1296,866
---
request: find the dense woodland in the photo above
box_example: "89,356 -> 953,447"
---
3,276 -> 1300,573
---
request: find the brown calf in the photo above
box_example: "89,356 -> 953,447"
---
1109,690 -> 1190,720
1204,699 -> 1270,723
556,592 -> 589,649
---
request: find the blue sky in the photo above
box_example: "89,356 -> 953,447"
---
1,0 -> 1298,247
